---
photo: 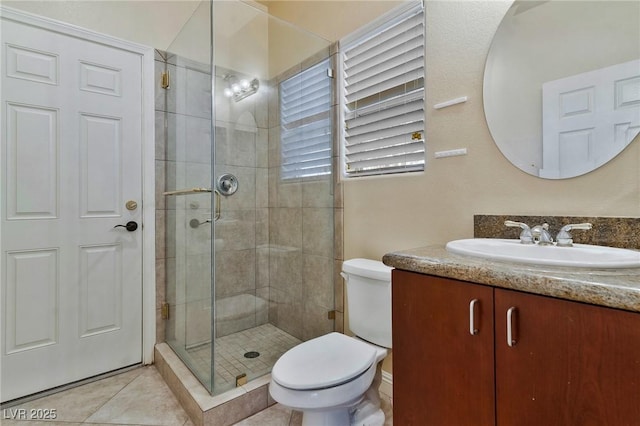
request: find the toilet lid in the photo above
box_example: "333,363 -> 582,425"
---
342,258 -> 392,282
272,332 -> 377,390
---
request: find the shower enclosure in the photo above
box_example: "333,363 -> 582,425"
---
156,0 -> 337,395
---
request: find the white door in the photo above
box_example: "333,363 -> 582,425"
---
541,59 -> 640,178
1,15 -> 144,402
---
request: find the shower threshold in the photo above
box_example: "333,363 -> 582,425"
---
155,324 -> 301,425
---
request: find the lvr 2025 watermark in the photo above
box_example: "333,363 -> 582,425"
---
3,408 -> 57,420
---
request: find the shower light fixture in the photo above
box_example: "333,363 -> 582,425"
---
223,74 -> 259,102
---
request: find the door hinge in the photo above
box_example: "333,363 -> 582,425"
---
327,68 -> 334,78
235,373 -> 247,387
327,310 -> 336,320
161,302 -> 170,320
161,71 -> 170,89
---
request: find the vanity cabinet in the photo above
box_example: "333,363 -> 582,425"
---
392,271 -> 495,425
392,269 -> 640,426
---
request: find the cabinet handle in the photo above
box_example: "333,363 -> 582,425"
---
469,299 -> 479,335
506,306 -> 517,347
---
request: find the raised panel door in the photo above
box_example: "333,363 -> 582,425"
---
1,14 -> 144,402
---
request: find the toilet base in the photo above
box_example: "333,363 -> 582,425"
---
353,407 -> 385,426
302,408 -> 351,426
300,363 -> 386,426
351,368 -> 385,426
299,401 -> 385,426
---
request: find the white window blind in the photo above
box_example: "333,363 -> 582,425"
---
280,58 -> 332,180
341,1 -> 425,177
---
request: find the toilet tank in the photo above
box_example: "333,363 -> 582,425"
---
342,258 -> 393,348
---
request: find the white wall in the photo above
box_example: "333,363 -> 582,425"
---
258,0 -> 403,41
1,0 -> 201,50
344,1 -> 640,261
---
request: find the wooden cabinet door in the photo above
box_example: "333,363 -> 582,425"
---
495,289 -> 640,426
393,271 -> 495,425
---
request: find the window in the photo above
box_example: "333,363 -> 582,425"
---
280,58 -> 332,180
340,1 -> 425,177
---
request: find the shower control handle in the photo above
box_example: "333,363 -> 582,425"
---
216,173 -> 238,196
114,221 -> 138,232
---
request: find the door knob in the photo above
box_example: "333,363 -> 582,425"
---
114,221 -> 138,232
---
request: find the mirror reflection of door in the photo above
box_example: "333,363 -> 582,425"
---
540,59 -> 640,178
484,0 -> 640,179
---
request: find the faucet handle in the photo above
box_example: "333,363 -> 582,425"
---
504,221 -> 534,244
556,223 -> 593,247
504,220 -> 527,228
562,223 -> 593,231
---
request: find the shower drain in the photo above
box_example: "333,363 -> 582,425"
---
244,351 -> 260,359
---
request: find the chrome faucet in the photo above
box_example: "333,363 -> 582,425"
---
555,223 -> 592,247
531,223 -> 553,245
504,220 -> 534,244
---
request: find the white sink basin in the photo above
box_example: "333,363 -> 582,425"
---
446,238 -> 640,269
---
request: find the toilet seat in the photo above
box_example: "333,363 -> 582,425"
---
272,332 -> 377,390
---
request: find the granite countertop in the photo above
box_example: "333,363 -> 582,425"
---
382,245 -> 640,313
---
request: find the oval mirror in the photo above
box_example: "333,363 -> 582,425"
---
484,0 -> 640,179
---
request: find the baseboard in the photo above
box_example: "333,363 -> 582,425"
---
379,370 -> 392,398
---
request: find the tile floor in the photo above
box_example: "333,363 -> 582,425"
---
1,366 -> 393,426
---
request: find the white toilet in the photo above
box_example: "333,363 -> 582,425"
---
269,258 -> 393,426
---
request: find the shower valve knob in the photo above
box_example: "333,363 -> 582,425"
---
216,173 -> 238,196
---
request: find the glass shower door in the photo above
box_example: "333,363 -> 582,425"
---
161,0 -> 335,397
161,0 -> 214,392
210,0 -> 335,395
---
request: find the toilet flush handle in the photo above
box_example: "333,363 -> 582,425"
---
340,272 -> 348,282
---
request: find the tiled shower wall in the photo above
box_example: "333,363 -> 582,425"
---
154,47 -> 344,348
213,65 -> 270,338
265,47 -> 339,341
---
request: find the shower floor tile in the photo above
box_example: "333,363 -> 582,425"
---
186,323 -> 301,391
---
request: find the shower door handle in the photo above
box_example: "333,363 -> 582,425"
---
214,190 -> 221,221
